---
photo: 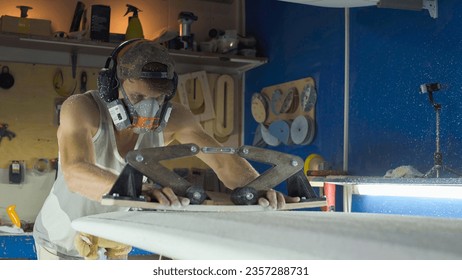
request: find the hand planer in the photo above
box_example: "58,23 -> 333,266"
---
102,143 -> 327,211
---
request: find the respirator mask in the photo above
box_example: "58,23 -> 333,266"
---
108,85 -> 172,134
104,41 -> 177,133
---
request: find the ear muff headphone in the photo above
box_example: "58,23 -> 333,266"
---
97,39 -> 142,103
97,39 -> 178,132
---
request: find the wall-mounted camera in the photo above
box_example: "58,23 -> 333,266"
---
419,82 -> 441,94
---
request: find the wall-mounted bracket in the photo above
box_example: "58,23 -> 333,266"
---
423,0 -> 438,19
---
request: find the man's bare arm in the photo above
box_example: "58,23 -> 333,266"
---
58,94 -> 118,201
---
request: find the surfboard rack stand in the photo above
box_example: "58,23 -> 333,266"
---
103,143 -> 326,207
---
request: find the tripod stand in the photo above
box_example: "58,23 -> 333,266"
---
420,83 -> 462,178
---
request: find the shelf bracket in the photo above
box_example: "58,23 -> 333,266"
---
423,0 -> 438,19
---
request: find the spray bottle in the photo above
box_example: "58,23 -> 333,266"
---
124,4 -> 144,40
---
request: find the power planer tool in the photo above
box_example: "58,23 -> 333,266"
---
102,143 -> 326,211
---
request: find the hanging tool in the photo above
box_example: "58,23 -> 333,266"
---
80,71 -> 87,93
71,52 -> 77,79
0,66 -> 15,89
102,143 -> 325,209
53,69 -> 77,97
0,123 -> 16,143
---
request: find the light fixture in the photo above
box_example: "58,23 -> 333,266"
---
377,0 -> 438,18
354,184 -> 462,199
278,0 -> 438,18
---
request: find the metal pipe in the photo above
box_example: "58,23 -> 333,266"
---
343,8 -> 350,172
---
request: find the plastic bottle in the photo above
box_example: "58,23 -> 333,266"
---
124,4 -> 144,40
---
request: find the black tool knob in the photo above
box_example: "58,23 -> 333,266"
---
185,185 -> 206,205
230,186 -> 258,205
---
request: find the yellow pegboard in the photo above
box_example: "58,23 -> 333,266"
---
0,62 -> 99,169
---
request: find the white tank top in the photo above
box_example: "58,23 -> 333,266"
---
33,91 -> 164,258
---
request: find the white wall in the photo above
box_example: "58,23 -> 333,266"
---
0,169 -> 55,223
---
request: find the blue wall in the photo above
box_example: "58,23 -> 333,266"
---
245,0 -> 462,178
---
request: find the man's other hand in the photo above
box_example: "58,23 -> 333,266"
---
142,185 -> 190,208
258,189 -> 300,210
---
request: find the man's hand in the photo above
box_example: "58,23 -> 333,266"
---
258,189 -> 300,210
142,184 -> 190,208
74,232 -> 132,260
74,232 -> 99,259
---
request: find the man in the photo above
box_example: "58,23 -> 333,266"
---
33,39 -> 299,260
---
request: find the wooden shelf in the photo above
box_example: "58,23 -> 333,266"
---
0,33 -> 267,74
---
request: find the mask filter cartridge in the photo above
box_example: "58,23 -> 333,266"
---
130,98 -> 161,134
108,99 -> 131,131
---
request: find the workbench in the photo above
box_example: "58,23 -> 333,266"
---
310,176 -> 462,215
0,233 -> 36,259
0,232 -> 156,259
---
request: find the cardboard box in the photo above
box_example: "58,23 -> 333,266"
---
0,15 -> 51,36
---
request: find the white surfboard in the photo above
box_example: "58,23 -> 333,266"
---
72,211 -> 462,259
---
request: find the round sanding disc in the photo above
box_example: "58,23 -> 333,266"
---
260,124 -> 281,146
269,120 -> 292,145
290,115 -> 315,145
300,84 -> 317,112
270,89 -> 283,116
251,92 -> 269,123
